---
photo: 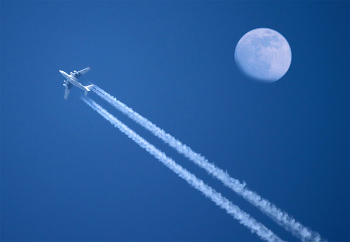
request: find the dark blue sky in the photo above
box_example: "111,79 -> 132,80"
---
1,1 -> 349,241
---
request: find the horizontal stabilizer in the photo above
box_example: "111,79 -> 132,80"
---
84,84 -> 94,96
85,84 -> 94,91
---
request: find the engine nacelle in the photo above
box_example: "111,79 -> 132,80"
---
63,84 -> 67,87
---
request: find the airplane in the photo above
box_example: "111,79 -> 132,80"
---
59,67 -> 93,100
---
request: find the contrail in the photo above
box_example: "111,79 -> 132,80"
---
81,97 -> 283,242
91,85 -> 324,242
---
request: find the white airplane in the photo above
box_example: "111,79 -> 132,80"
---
59,67 -> 93,100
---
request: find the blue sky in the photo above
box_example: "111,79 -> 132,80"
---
1,1 -> 349,241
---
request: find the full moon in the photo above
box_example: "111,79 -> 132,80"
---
234,28 -> 292,83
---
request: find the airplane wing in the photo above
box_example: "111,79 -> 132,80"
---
74,67 -> 91,79
64,82 -> 73,100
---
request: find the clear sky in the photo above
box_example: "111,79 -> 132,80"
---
1,1 -> 349,241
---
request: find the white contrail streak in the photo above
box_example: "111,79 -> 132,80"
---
91,85 -> 324,242
82,97 -> 283,242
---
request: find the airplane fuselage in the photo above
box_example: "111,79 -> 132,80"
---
59,70 -> 88,92
59,67 -> 92,99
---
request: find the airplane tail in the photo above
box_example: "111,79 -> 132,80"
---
84,84 -> 94,96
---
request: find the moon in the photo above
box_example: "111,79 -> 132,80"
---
234,28 -> 292,83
